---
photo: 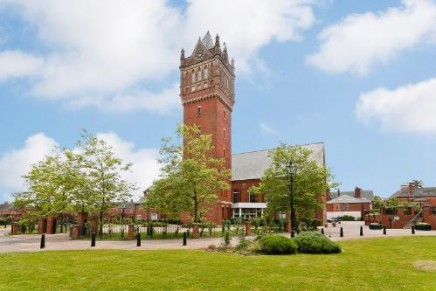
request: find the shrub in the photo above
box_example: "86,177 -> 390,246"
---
415,223 -> 431,231
259,235 -> 297,255
338,215 -> 355,221
369,223 -> 383,230
293,231 -> 341,254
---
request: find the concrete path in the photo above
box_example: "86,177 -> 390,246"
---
1,221 -> 435,253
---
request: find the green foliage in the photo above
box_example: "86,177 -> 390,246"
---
369,223 -> 383,230
15,130 -> 136,236
259,234 -> 298,255
384,206 -> 398,215
293,231 -> 341,254
373,195 -> 384,210
338,215 -> 355,221
145,124 -> 230,222
415,223 -> 431,231
252,143 -> 337,224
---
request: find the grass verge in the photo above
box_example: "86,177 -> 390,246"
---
1,236 -> 435,290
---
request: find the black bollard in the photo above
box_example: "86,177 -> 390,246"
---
40,234 -> 46,249
412,225 -> 415,235
321,227 -> 324,235
340,226 -> 344,237
137,232 -> 141,247
383,226 -> 386,235
183,231 -> 187,246
91,232 -> 96,247
360,226 -> 363,236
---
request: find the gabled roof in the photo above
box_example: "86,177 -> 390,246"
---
326,195 -> 372,204
389,187 -> 436,199
231,142 -> 325,181
330,190 -> 374,201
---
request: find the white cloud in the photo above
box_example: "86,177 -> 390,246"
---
0,0 -> 315,112
0,132 -> 160,202
96,132 -> 160,199
355,78 -> 436,135
259,122 -> 278,136
0,50 -> 43,82
0,133 -> 58,191
184,0 -> 315,74
307,0 -> 436,75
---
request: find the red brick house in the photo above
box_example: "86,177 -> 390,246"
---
378,185 -> 436,229
326,187 -> 373,220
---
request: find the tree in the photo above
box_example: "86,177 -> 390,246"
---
145,124 -> 230,223
16,148 -> 74,221
252,143 -> 336,225
75,130 -> 136,236
373,195 -> 384,211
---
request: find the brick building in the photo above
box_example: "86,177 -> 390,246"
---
377,185 -> 436,229
326,187 -> 373,220
179,32 -> 326,224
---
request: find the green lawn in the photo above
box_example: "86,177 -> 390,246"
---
1,236 -> 436,290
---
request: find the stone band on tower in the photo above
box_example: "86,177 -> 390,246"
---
180,31 -> 235,223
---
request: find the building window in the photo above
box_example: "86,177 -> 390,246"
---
432,207 -> 436,215
191,85 -> 195,92
197,106 -> 202,116
232,190 -> 240,203
223,110 -> 226,120
342,204 -> 349,211
204,66 -> 209,79
223,129 -> 226,139
197,70 -> 202,81
191,71 -> 196,84
334,205 -> 339,211
249,192 -> 256,203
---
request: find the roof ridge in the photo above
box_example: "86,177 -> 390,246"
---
232,141 -> 325,156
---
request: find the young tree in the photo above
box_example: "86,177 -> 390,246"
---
145,124 -> 230,223
252,143 -> 336,225
16,148 -> 74,222
76,130 -> 136,236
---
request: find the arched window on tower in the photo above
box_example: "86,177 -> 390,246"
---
204,66 -> 209,79
197,70 -> 202,82
191,71 -> 196,84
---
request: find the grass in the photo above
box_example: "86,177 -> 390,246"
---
1,236 -> 436,290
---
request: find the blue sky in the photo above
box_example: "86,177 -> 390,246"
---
1,0 -> 436,202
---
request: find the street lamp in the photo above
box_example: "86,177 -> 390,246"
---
287,161 -> 297,238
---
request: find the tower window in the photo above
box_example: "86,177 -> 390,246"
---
197,106 -> 202,116
223,148 -> 226,157
191,71 -> 196,84
197,70 -> 202,81
223,129 -> 226,139
223,111 -> 226,120
204,66 -> 209,79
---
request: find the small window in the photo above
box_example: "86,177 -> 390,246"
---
197,70 -> 202,82
342,204 -> 349,211
223,129 -> 226,139
223,111 -> 226,120
249,192 -> 256,203
204,66 -> 209,79
223,148 -> 226,157
197,106 -> 202,116
191,85 -> 195,92
232,190 -> 240,203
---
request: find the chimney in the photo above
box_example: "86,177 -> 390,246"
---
355,187 -> 361,198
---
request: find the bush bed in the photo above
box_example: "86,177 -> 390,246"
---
369,223 -> 383,230
415,223 -> 431,231
293,232 -> 341,254
259,235 -> 297,255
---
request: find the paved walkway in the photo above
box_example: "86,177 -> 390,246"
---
1,222 -> 435,253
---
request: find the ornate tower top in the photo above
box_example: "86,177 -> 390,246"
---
180,31 -> 235,110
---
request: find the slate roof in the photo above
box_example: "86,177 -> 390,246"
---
231,142 -> 325,181
389,187 -> 436,199
326,195 -> 372,204
329,190 -> 374,201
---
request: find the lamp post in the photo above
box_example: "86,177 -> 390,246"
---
287,161 -> 296,238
